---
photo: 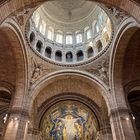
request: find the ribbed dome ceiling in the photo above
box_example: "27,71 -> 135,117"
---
41,0 -> 96,23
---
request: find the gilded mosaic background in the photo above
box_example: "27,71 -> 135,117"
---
40,100 -> 99,140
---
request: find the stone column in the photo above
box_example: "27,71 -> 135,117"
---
83,50 -> 88,61
62,51 -> 66,62
27,128 -> 41,140
73,52 -> 77,63
41,45 -> 46,56
72,32 -> 76,47
33,38 -> 38,50
98,125 -> 113,140
109,108 -> 137,140
51,50 -> 56,61
2,108 -> 30,140
53,30 -> 56,42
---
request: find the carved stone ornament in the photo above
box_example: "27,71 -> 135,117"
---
86,57 -> 109,86
12,8 -> 33,26
30,62 -> 43,85
30,58 -> 54,85
108,7 -> 128,24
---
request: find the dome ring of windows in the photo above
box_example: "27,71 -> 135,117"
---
26,3 -> 113,66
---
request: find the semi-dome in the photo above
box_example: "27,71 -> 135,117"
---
27,0 -> 112,65
40,100 -> 99,140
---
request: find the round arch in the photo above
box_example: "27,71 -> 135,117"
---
27,71 -> 111,139
110,23 -> 140,108
27,70 -> 111,115
37,93 -> 106,140
37,93 -> 103,128
0,0 -> 140,24
0,18 -> 29,108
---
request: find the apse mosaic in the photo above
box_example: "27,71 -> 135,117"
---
40,100 -> 99,140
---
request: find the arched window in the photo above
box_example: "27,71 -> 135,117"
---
39,20 -> 46,35
76,33 -> 82,44
95,23 -> 99,34
45,47 -> 52,58
29,32 -> 35,43
55,51 -> 62,61
36,40 -> 43,53
98,12 -> 105,27
56,33 -> 63,44
107,18 -> 112,33
92,21 -> 96,36
86,29 -> 91,40
47,27 -> 54,41
66,52 -> 73,62
77,50 -> 84,61
87,47 -> 94,58
96,40 -> 103,52
32,12 -> 40,28
66,35 -> 72,44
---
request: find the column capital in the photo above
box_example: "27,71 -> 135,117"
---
9,107 -> 30,119
99,125 -> 112,135
28,128 -> 40,135
27,128 -> 42,140
2,108 -> 30,140
109,107 -> 137,140
109,107 -> 131,118
98,125 -> 113,140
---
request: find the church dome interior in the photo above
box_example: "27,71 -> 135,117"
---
0,0 -> 140,140
27,1 -> 112,64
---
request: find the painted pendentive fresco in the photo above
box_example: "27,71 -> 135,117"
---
40,100 -> 99,140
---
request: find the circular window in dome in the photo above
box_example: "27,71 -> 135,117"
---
27,0 -> 112,65
40,100 -> 99,140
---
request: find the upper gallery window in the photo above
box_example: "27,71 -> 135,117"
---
28,3 -> 112,65
47,27 -> 54,40
66,35 -> 73,44
98,13 -> 104,26
39,20 -> 46,35
76,33 -> 82,43
86,29 -> 91,40
32,12 -> 40,28
56,33 -> 63,44
95,23 -> 99,33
